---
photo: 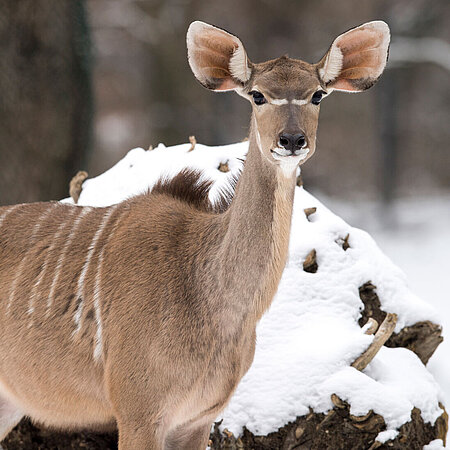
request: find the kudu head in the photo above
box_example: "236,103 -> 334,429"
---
187,21 -> 390,169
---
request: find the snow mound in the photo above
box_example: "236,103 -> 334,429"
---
66,141 -> 444,440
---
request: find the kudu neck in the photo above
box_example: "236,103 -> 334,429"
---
215,114 -> 297,319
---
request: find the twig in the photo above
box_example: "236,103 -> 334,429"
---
303,249 -> 318,273
363,318 -> 379,335
218,161 -> 229,173
188,135 -> 197,152
69,171 -> 88,204
304,207 -> 317,219
352,313 -> 398,371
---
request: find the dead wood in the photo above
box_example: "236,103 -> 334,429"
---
336,233 -> 350,250
69,170 -> 88,204
218,161 -> 230,172
358,281 -> 443,364
188,135 -> 197,151
303,249 -> 318,273
352,313 -> 397,371
303,207 -> 317,220
364,317 -> 379,335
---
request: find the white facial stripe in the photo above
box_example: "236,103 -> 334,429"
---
291,99 -> 308,106
268,98 -> 310,106
270,99 -> 289,106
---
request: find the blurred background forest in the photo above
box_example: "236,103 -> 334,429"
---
0,0 -> 449,407
1,0 -> 449,205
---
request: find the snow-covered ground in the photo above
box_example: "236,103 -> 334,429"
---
323,194 -> 450,408
67,141 -> 446,447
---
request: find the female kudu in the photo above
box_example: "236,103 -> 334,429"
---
0,21 -> 390,449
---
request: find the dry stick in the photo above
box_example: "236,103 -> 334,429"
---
304,207 -> 317,219
69,171 -> 88,204
363,318 -> 379,336
188,135 -> 197,151
317,314 -> 397,432
368,440 -> 382,450
218,161 -> 229,173
352,313 -> 397,371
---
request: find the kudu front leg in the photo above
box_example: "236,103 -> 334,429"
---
117,420 -> 166,450
166,421 -> 212,450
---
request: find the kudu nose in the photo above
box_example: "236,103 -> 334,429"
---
278,132 -> 306,153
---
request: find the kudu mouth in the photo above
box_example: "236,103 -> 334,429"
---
271,146 -> 310,162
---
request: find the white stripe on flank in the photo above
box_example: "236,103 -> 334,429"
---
291,99 -> 308,106
7,204 -> 56,314
46,207 -> 92,311
73,206 -> 116,336
93,248 -> 106,362
29,207 -> 75,315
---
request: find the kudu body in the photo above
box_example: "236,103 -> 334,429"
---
0,21 -> 389,449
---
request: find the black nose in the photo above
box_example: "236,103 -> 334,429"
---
278,133 -> 306,152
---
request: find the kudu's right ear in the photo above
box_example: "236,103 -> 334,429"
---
187,21 -> 252,91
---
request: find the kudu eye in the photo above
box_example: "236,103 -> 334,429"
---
249,90 -> 267,105
311,90 -> 326,105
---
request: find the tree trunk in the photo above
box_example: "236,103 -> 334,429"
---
0,0 -> 92,205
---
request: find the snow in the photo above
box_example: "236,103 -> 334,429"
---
376,429 -> 399,444
323,194 -> 450,410
66,141 -> 445,444
424,439 -> 446,450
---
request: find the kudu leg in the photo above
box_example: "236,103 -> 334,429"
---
112,383 -> 168,449
117,423 -> 165,450
166,421 -> 212,450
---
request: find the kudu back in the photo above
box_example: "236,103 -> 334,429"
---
0,21 -> 390,449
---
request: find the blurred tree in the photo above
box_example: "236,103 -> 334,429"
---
88,0 -> 449,201
0,0 -> 92,204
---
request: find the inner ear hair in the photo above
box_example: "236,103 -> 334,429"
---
318,21 -> 390,93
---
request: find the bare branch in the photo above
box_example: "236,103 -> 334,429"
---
363,318 -> 379,335
352,313 -> 398,371
69,171 -> 88,204
304,207 -> 317,219
188,135 -> 197,152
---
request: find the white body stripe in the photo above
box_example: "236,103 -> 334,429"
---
93,248 -> 105,362
73,206 -> 116,336
28,208 -> 74,315
7,204 -> 56,313
46,207 -> 92,311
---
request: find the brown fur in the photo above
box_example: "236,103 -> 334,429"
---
0,20 -> 389,449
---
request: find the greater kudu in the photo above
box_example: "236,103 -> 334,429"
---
0,21 -> 390,449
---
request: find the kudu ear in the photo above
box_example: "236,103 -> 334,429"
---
187,21 -> 252,91
317,21 -> 390,93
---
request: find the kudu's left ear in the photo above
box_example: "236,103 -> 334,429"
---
317,21 -> 390,93
187,21 -> 252,91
